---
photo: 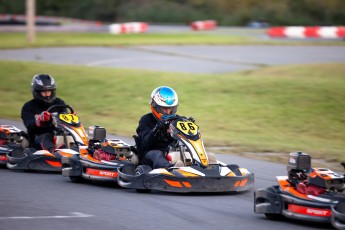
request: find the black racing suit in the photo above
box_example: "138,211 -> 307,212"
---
136,113 -> 174,169
21,98 -> 66,152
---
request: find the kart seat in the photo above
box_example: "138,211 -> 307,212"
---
132,135 -> 144,164
55,135 -> 74,149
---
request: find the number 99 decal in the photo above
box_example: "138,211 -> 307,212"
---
176,121 -> 198,136
59,114 -> 79,124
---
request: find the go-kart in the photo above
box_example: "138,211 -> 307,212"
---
1,104 -> 136,177
254,151 -> 345,230
117,116 -> 255,193
0,105 -> 88,171
0,125 -> 28,166
61,125 -> 137,183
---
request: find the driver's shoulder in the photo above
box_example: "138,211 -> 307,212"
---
54,98 -> 66,105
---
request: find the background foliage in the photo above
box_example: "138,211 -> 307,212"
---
1,0 -> 344,26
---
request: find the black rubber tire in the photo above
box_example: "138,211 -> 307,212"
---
69,176 -> 83,183
265,213 -> 284,220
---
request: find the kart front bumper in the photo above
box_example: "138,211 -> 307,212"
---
118,167 -> 254,193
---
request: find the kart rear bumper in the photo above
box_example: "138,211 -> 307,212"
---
0,145 -> 12,166
62,155 -> 125,182
331,202 -> 345,230
6,148 -> 61,172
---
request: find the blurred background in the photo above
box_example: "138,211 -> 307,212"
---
1,0 -> 344,26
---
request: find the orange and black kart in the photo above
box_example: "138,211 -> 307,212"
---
1,105 -> 89,171
254,152 -> 345,230
61,125 -> 137,183
0,125 -> 27,166
117,116 -> 254,193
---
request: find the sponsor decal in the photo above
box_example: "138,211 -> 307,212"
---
288,204 -> 331,217
86,168 -> 118,178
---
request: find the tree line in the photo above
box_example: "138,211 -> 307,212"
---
1,0 -> 344,26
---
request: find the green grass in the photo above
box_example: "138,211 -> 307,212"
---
0,32 -> 344,49
1,60 -> 344,165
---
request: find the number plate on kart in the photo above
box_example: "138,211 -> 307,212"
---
176,121 -> 198,136
59,114 -> 79,124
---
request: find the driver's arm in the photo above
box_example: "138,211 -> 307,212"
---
136,116 -> 156,151
21,103 -> 41,133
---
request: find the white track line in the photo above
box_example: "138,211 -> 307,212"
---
0,212 -> 94,220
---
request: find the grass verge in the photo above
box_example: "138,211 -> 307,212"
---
0,32 -> 344,49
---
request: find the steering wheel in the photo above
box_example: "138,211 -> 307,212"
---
47,104 -> 75,114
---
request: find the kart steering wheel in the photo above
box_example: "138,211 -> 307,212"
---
47,104 -> 75,114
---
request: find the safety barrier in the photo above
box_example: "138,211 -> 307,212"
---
108,22 -> 148,34
267,26 -> 345,39
191,20 -> 217,31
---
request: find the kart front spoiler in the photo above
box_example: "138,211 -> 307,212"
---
117,165 -> 254,193
6,150 -> 61,172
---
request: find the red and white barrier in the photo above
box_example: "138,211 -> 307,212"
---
191,20 -> 217,31
267,26 -> 345,39
108,22 -> 148,34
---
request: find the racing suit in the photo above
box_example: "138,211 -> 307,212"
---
21,98 -> 66,152
136,113 -> 174,169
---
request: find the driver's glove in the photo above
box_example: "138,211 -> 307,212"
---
153,120 -> 169,136
188,116 -> 195,123
35,111 -> 51,127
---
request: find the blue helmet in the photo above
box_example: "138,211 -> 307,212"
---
150,86 -> 178,120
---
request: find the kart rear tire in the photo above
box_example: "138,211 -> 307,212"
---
134,165 -> 152,193
264,213 -> 284,220
69,176 -> 83,183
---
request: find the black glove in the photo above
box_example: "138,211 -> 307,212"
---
153,120 -> 169,136
188,116 -> 195,123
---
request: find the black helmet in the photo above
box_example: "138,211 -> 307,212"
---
31,74 -> 57,105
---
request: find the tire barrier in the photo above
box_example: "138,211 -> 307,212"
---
191,20 -> 217,31
108,22 -> 148,34
267,26 -> 345,39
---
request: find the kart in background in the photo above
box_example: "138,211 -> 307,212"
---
1,105 -> 136,177
254,151 -> 345,230
1,105 -> 85,171
61,125 -> 137,183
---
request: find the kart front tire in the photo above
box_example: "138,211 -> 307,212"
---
134,165 -> 152,193
264,213 -> 284,220
69,176 -> 83,183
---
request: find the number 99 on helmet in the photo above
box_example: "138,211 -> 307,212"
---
150,86 -> 178,120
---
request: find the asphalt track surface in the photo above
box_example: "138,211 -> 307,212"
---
0,45 -> 345,74
0,128 -> 337,230
1,41 -> 344,229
